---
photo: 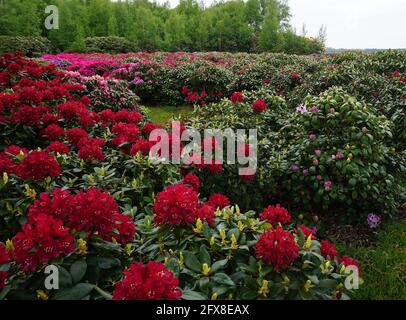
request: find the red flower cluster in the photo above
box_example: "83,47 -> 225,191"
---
197,203 -> 215,225
72,188 -> 136,243
112,262 -> 182,300
27,188 -> 135,244
0,145 -> 27,175
66,127 -> 89,147
256,226 -> 300,271
130,139 -> 152,156
0,243 -> 10,265
4,145 -> 28,156
16,151 -> 61,181
143,122 -> 163,135
114,109 -> 142,124
0,53 -> 87,129
181,86 -> 208,105
76,137 -> 105,161
28,188 -> 72,221
46,141 -> 70,155
78,143 -> 105,161
339,256 -> 360,274
291,73 -> 300,79
10,105 -> 51,127
260,204 -> 292,225
252,99 -> 267,113
41,124 -> 65,141
0,243 -> 10,289
230,91 -> 244,103
204,160 -> 223,175
57,101 -> 96,126
12,213 -> 74,272
111,122 -> 140,146
97,109 -> 116,126
207,193 -> 230,209
183,173 -> 200,192
320,240 -> 338,259
153,184 -> 199,225
297,224 -> 317,240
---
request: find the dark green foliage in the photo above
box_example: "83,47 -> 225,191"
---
85,37 -> 136,54
0,0 -> 325,54
0,36 -> 53,56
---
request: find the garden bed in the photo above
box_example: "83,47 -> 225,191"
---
0,50 -> 405,300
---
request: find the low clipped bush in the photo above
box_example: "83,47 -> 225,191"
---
163,59 -> 234,106
85,37 -> 136,54
64,72 -> 141,112
0,36 -> 52,56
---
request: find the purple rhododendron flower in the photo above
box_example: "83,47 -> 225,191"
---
296,105 -> 307,114
367,213 -> 381,229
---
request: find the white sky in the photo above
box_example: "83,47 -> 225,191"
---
162,0 -> 406,49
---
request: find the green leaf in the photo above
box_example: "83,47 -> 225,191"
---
211,259 -> 228,273
53,283 -> 95,300
0,287 -> 11,300
241,290 -> 258,300
181,290 -> 206,300
349,178 -> 356,186
183,251 -> 201,273
94,286 -> 113,300
211,285 -> 229,295
57,266 -> 73,288
199,277 -> 210,290
87,256 -> 121,269
318,279 -> 337,289
199,245 -> 211,265
306,274 -> 320,285
70,260 -> 87,284
212,273 -> 235,287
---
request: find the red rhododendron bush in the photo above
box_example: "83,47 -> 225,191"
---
0,52 -> 362,300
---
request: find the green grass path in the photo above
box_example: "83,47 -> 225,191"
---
338,219 -> 406,300
144,105 -> 193,126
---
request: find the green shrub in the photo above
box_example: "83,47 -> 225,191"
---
66,73 -> 141,112
186,89 -> 288,210
85,37 -> 136,54
276,87 -> 401,221
0,36 -> 52,56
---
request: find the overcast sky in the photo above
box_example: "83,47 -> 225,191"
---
163,0 -> 406,49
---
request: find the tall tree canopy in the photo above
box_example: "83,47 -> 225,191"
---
0,0 -> 325,53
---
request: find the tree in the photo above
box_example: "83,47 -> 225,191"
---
70,22 -> 86,52
0,0 -> 323,54
317,24 -> 327,46
107,14 -> 118,36
0,0 -> 41,36
164,11 -> 189,51
258,0 -> 283,51
245,0 -> 262,31
301,23 -> 308,36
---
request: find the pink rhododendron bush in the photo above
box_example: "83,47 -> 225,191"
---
1,50 -> 406,300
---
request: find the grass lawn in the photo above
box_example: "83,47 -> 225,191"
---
337,219 -> 406,300
144,105 -> 193,126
